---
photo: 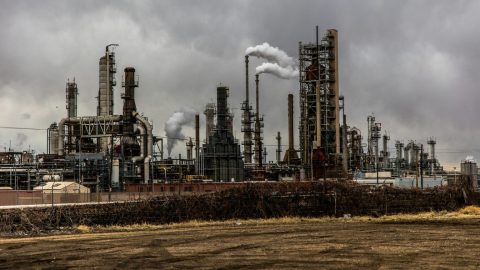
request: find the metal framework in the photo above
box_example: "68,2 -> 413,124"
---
77,116 -> 121,138
241,56 -> 254,165
299,29 -> 340,170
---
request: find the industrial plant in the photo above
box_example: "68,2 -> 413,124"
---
0,27 -> 475,195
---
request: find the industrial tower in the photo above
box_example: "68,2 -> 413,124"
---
241,56 -> 254,165
298,28 -> 340,177
97,44 -> 118,152
202,86 -> 244,181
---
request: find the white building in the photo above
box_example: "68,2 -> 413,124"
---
34,181 -> 90,194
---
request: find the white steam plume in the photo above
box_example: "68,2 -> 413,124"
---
255,62 -> 299,79
164,108 -> 197,156
246,42 -> 295,67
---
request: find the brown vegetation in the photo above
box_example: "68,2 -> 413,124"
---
0,180 -> 474,235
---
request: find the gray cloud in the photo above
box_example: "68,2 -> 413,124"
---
0,0 -> 477,168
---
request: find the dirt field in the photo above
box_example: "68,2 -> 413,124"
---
1,218 -> 480,269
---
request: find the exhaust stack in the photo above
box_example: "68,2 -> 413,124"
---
254,74 -> 263,168
195,114 -> 200,174
283,94 -> 299,164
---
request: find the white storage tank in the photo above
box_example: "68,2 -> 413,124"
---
111,159 -> 120,188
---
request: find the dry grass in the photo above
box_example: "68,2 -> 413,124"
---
72,206 -> 480,234
374,205 -> 480,223
75,225 -> 91,233
458,205 -> 480,215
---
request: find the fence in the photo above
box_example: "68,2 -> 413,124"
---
0,190 -> 204,207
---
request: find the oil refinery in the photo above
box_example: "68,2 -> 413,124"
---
0,27 -> 474,193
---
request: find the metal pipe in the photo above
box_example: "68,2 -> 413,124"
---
133,111 -> 153,183
131,123 -> 145,163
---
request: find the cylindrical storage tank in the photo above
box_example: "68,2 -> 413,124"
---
111,159 -> 120,188
49,123 -> 59,155
461,161 -> 478,189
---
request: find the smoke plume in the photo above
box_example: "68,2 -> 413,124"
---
246,42 -> 298,79
255,62 -> 299,79
246,42 -> 296,67
16,133 -> 28,149
164,108 -> 196,156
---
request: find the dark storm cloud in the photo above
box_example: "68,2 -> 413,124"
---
0,0 -> 478,166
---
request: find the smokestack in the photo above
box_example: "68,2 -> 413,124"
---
255,74 -> 263,168
245,55 -> 249,106
276,132 -> 281,164
243,55 -> 253,164
195,114 -> 200,174
283,94 -> 299,164
122,67 -> 138,135
255,74 -> 259,121
288,94 -> 294,151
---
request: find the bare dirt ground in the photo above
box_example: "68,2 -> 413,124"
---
1,217 -> 480,269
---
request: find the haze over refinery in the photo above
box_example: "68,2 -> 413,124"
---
0,0 -> 478,169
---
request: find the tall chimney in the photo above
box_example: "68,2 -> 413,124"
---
276,131 -> 281,164
245,55 -> 249,108
288,94 -> 294,151
243,55 -> 253,164
255,74 -> 263,168
255,74 -> 260,123
122,67 -> 137,135
283,94 -> 299,164
195,114 -> 200,174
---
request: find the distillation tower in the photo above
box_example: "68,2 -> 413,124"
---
298,28 -> 340,177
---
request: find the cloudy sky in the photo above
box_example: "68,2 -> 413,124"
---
0,0 -> 478,169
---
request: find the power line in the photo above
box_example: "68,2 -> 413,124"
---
0,126 -> 46,131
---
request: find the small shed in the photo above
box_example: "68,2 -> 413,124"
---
34,181 -> 90,194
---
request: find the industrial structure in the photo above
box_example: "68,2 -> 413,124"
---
0,27 -> 462,194
241,56 -> 254,165
202,86 -> 244,181
298,28 -> 341,179
283,94 -> 300,165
